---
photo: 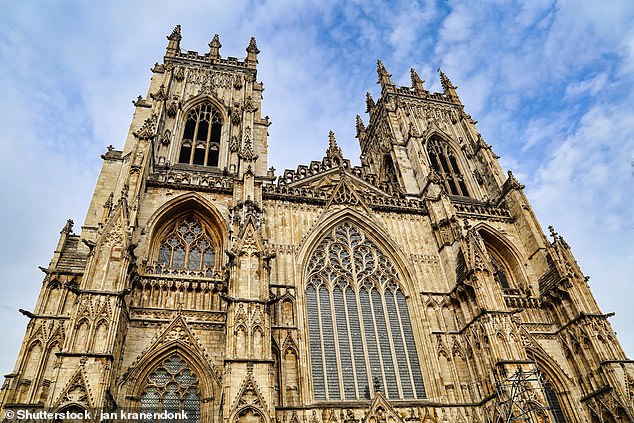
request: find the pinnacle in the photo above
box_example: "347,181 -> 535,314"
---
209,34 -> 222,48
355,115 -> 365,131
377,59 -> 392,85
365,92 -> 375,113
438,68 -> 455,89
247,36 -> 260,54
326,131 -> 343,161
410,68 -> 424,88
328,130 -> 338,149
168,24 -> 182,41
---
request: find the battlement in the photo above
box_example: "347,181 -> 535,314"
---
164,25 -> 259,70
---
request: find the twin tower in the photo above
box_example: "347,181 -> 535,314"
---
2,26 -> 633,423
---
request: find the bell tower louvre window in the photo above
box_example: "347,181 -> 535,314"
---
426,136 -> 469,197
178,101 -> 222,167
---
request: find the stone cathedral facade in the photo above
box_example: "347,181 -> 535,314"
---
2,26 -> 634,423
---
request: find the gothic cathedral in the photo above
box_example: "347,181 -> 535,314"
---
2,26 -> 633,423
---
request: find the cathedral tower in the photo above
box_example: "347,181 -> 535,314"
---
2,27 -> 633,423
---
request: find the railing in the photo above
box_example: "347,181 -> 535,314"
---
452,199 -> 514,222
148,168 -> 233,192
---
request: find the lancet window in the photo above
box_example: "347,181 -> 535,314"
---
305,222 -> 426,401
178,102 -> 222,167
426,136 -> 469,196
157,216 -> 216,273
139,354 -> 200,423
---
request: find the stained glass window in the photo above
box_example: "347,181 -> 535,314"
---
305,223 -> 426,400
179,102 -> 222,167
157,216 -> 216,271
140,354 -> 200,422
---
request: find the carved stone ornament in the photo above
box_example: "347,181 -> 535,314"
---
160,129 -> 172,146
150,84 -> 168,102
244,95 -> 257,113
166,96 -> 180,117
133,114 -> 157,140
174,66 -> 185,81
230,135 -> 239,152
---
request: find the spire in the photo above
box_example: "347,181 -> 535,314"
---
326,131 -> 343,162
410,68 -> 425,95
246,36 -> 260,67
438,68 -> 461,104
208,34 -> 222,59
165,25 -> 182,57
377,60 -> 392,88
365,92 -> 375,114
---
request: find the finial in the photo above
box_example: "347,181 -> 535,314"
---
355,115 -> 365,133
548,225 -> 558,240
365,92 -> 375,113
438,68 -> 453,89
61,219 -> 74,235
328,131 -> 337,149
438,68 -> 461,104
410,68 -> 425,94
326,131 -> 343,162
377,60 -> 392,87
166,25 -> 182,57
246,37 -> 260,54
209,34 -> 222,59
246,36 -> 260,66
168,25 -> 182,41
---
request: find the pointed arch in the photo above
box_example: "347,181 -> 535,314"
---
141,193 -> 227,273
473,223 -> 529,292
298,210 -> 426,401
297,208 -> 419,297
526,347 -> 578,423
423,133 -> 470,197
176,95 -> 227,168
180,94 -> 228,123
121,316 -> 221,404
127,344 -> 218,410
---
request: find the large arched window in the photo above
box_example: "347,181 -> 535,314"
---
426,136 -> 469,196
178,102 -> 222,167
139,354 -> 200,423
156,215 -> 216,274
305,222 -> 426,401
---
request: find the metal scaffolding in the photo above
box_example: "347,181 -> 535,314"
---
489,363 -> 553,423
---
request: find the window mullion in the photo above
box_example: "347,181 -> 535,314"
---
315,284 -> 329,400
394,290 -> 417,398
382,288 -> 403,398
342,289 -> 359,399
357,290 -> 374,398
368,288 -> 388,395
190,116 -> 200,164
204,118 -> 211,166
329,286 -> 344,399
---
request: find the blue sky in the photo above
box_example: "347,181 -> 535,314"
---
0,1 -> 632,376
